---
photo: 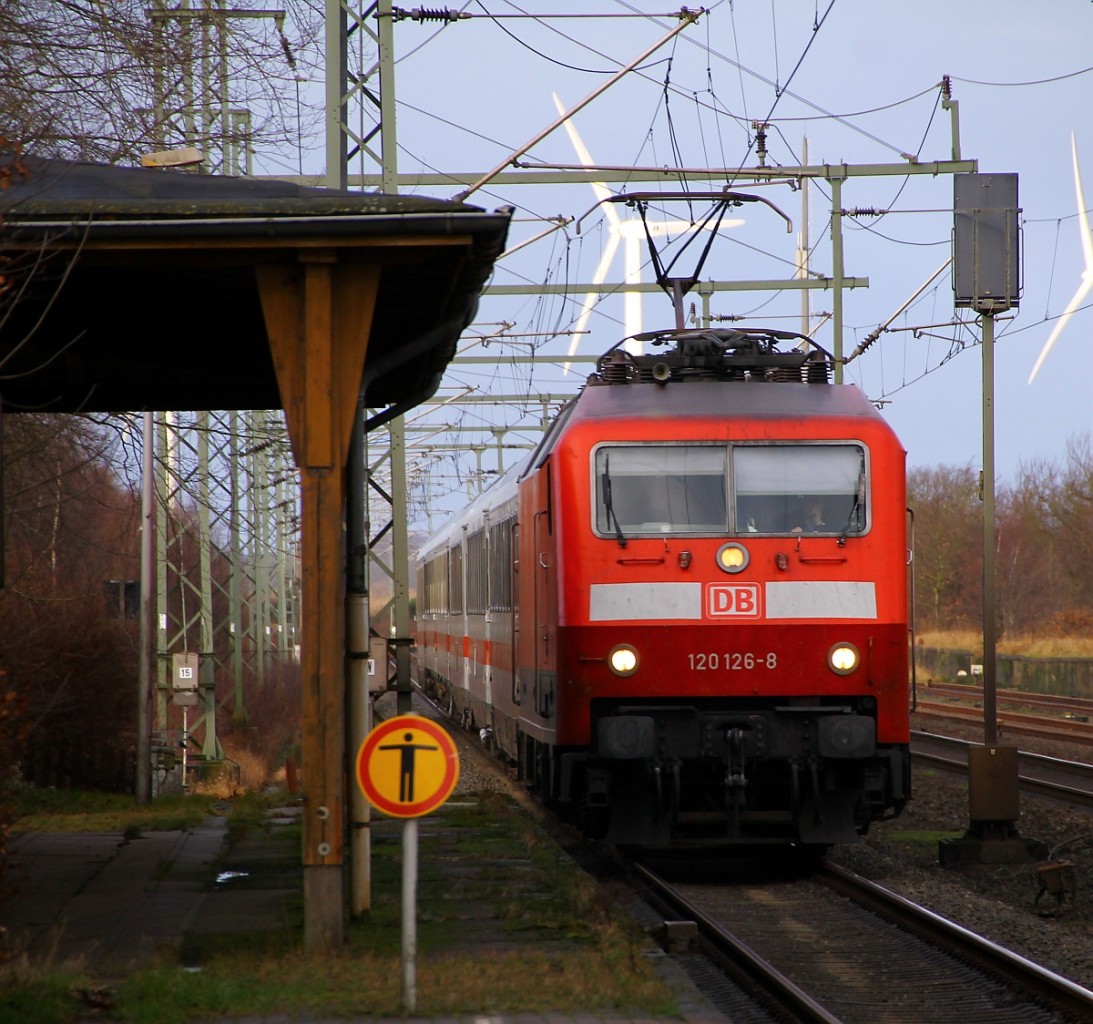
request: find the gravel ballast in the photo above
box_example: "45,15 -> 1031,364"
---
828,714 -> 1093,991
445,697 -> 1093,995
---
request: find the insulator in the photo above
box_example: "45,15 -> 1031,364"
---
598,350 -> 635,385
752,121 -> 769,166
849,329 -> 882,361
409,7 -> 467,22
601,361 -> 632,385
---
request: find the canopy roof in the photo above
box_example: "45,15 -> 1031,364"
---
0,152 -> 510,415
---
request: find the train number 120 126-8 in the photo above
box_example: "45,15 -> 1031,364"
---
688,651 -> 777,671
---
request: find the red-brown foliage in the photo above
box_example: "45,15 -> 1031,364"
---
1,414 -> 140,792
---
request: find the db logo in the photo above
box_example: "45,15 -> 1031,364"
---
706,583 -> 761,618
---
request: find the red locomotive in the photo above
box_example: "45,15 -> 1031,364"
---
416,327 -> 910,852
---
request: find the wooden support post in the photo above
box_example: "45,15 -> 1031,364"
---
257,252 -> 379,952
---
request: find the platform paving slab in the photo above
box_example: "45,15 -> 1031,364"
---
3,823 -> 225,970
1,793 -> 726,1021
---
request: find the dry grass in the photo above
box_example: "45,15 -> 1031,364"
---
917,630 -> 1093,659
222,744 -> 269,793
113,947 -> 676,1024
1008,635 -> 1093,658
8,790 -> 216,835
917,630 -> 983,652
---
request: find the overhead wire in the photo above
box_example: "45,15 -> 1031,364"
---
529,3 -> 855,335
613,0 -> 921,159
471,0 -> 673,74
951,67 -> 1093,88
384,5 -> 1087,521
392,0 -> 951,316
473,0 -> 913,159
726,0 -> 839,181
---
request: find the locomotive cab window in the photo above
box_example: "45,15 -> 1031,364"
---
594,445 -> 727,537
733,444 -> 867,536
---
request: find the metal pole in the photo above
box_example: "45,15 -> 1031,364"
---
181,704 -> 189,788
377,0 -> 398,194
347,402 -> 372,915
830,176 -> 845,382
254,410 -> 270,685
155,416 -> 170,738
391,419 -> 412,715
402,817 -> 418,1014
197,412 -> 221,760
229,412 -> 245,719
799,138 -> 810,335
981,311 -> 997,745
137,412 -> 155,804
324,0 -> 347,189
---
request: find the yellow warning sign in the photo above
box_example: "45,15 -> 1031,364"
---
355,714 -> 460,818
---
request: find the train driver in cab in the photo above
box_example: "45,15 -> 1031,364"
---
792,497 -> 827,533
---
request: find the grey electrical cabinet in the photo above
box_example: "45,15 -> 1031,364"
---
953,173 -> 1020,312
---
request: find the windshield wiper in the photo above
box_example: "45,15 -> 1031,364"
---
601,455 -> 627,548
838,471 -> 866,547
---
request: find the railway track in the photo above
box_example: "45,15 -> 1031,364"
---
912,683 -> 1093,746
916,682 -> 1093,719
632,857 -> 1093,1023
911,731 -> 1093,807
409,685 -> 1093,1017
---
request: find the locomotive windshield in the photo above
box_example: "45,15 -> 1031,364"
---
594,446 -> 727,536
733,444 -> 866,535
593,442 -> 867,538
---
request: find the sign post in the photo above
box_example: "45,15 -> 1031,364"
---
355,714 -> 460,1013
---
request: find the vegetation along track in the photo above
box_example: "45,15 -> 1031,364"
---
631,857 -> 1093,1023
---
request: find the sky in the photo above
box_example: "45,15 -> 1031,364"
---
273,1 -> 1093,527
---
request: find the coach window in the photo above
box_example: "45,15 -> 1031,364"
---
594,445 -> 727,537
732,444 -> 866,535
423,553 -> 447,614
449,543 -> 463,615
488,517 -> 515,612
466,528 -> 488,614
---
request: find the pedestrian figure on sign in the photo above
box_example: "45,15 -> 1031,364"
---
380,732 -> 438,803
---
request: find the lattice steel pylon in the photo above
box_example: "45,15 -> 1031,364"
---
152,410 -> 298,789
140,3 -> 303,791
325,0 -> 409,704
146,1 -> 286,175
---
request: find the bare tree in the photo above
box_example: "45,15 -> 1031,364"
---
909,464 -> 983,632
1043,433 -> 1093,613
0,1 -> 159,162
0,0 -> 323,170
995,460 -> 1060,636
2,414 -> 138,592
0,412 -> 143,788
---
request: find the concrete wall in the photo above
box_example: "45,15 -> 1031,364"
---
914,647 -> 1093,699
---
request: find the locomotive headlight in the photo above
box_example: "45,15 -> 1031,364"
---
715,541 -> 750,574
608,644 -> 640,676
828,642 -> 860,675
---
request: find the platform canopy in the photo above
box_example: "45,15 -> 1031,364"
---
0,152 -> 511,415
